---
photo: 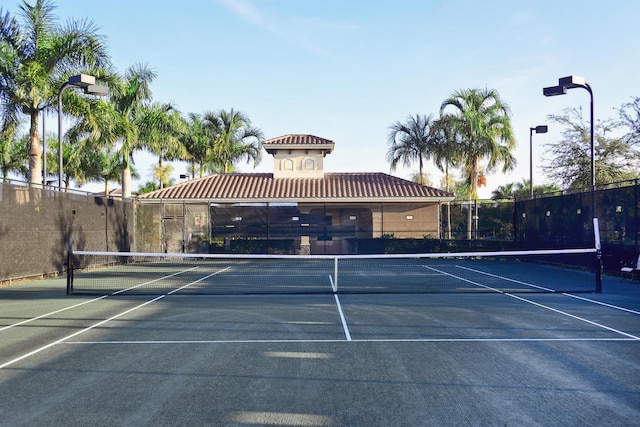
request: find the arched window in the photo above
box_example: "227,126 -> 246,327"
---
283,159 -> 294,170
303,159 -> 315,170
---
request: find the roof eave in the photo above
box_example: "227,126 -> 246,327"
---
137,196 -> 456,204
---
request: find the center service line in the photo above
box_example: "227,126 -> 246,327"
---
334,294 -> 352,341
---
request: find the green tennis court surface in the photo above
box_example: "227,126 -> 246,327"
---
1,273 -> 639,425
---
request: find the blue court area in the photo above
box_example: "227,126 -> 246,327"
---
1,274 -> 639,426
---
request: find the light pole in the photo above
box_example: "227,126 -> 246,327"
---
57,74 -> 109,190
42,108 -> 46,187
543,75 -> 601,293
529,125 -> 547,197
543,75 -> 594,191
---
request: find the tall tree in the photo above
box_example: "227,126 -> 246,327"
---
431,119 -> 463,239
0,119 -> 28,182
618,96 -> 640,146
386,114 -> 439,186
0,0 -> 110,186
182,112 -> 212,178
542,107 -> 639,189
87,149 -> 121,196
141,102 -> 187,188
203,109 -> 263,173
65,63 -> 156,197
439,88 -> 516,239
152,163 -> 174,189
113,64 -> 156,197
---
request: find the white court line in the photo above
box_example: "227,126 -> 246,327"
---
166,267 -> 232,294
455,265 -> 554,292
63,337 -> 637,345
507,293 -> 640,340
0,295 -> 109,332
422,265 -> 500,292
559,293 -> 640,315
334,294 -> 352,341
0,266 -> 229,369
0,295 -> 165,369
458,265 -> 640,315
111,266 -> 200,295
426,265 -> 640,341
0,266 -> 199,332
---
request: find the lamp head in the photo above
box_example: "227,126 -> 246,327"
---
68,74 -> 95,87
83,84 -> 109,96
534,125 -> 548,134
558,75 -> 586,89
543,85 -> 567,97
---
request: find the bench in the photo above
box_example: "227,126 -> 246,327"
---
620,254 -> 640,281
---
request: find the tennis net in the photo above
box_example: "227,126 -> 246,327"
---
67,248 -> 601,296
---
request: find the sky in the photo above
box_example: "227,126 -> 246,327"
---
9,0 -> 640,197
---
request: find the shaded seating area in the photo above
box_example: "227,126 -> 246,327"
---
620,254 -> 640,281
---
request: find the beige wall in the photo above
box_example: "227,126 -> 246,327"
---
272,149 -> 326,178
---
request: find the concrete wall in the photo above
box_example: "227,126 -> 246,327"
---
0,182 -> 133,283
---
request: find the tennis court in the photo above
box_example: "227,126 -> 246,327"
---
1,256 -> 639,426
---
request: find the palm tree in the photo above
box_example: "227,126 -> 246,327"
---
93,150 -> 121,196
0,0 -> 110,186
65,63 -> 157,197
491,182 -> 516,200
386,114 -> 439,185
113,64 -> 157,197
0,119 -> 28,182
152,163 -> 174,189
182,113 -> 212,178
431,119 -> 463,239
203,109 -> 263,173
0,120 -> 29,183
64,89 -> 118,191
439,88 -> 516,239
141,103 -> 187,188
410,172 -> 431,186
491,179 -> 560,200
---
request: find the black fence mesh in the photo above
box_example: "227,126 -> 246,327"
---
514,180 -> 639,271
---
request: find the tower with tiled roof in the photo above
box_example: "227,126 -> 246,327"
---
262,134 -> 335,179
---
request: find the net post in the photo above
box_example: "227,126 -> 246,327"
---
66,250 -> 73,295
593,218 -> 602,293
334,256 -> 339,293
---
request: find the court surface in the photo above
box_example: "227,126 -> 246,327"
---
1,275 -> 639,426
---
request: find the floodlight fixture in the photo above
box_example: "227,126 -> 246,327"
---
543,85 -> 567,97
529,125 -> 548,197
67,74 -> 96,87
84,84 -> 109,96
558,75 -> 586,89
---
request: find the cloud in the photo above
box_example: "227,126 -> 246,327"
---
216,0 -> 348,58
217,0 -> 286,38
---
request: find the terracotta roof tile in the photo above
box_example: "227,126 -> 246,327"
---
261,134 -> 335,155
262,134 -> 334,147
138,173 -> 454,202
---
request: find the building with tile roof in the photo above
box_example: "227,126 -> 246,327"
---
136,134 -> 454,254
